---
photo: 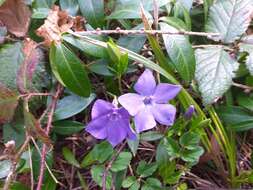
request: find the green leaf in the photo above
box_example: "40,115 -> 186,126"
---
52,120 -> 84,135
246,53 -> 253,76
81,141 -> 114,167
158,160 -> 181,185
60,0 -> 79,16
33,0 -> 56,8
160,22 -> 195,82
91,165 -> 112,189
181,146 -> 204,163
195,46 -> 239,104
140,131 -> 164,142
136,161 -> 158,178
159,17 -> 188,31
77,172 -> 88,190
122,176 -> 137,188
63,35 -> 108,58
0,84 -> 18,124
127,135 -> 139,156
78,0 -> 105,28
165,138 -> 181,158
62,147 -> 80,168
111,152 -> 132,172
0,160 -> 11,178
108,0 -> 169,19
129,181 -> 140,190
50,43 -> 91,97
156,139 -> 170,165
54,93 -> 95,121
206,0 -> 252,43
179,132 -> 200,149
142,178 -> 162,190
32,8 -> 50,19
41,175 -> 57,190
217,106 -> 253,131
10,182 -> 30,190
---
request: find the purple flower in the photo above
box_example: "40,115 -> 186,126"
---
85,99 -> 136,147
118,69 -> 181,133
184,105 -> 195,120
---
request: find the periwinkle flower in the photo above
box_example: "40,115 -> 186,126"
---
85,99 -> 136,147
118,69 -> 181,133
184,105 -> 195,120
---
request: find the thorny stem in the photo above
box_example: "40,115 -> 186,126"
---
36,84 -> 63,190
102,141 -> 127,190
74,28 -> 220,37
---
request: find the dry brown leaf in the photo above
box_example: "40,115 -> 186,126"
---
36,6 -> 73,47
17,38 -> 39,94
0,0 -> 31,37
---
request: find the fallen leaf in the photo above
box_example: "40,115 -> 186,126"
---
0,0 -> 31,37
36,5 -> 73,46
0,83 -> 19,124
17,38 -> 39,94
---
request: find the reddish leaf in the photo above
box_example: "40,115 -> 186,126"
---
24,110 -> 51,146
17,39 -> 39,94
0,83 -> 18,124
0,0 -> 31,37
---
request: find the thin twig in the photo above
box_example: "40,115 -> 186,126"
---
3,136 -> 31,190
232,82 -> 253,91
18,92 -> 53,99
74,28 -> 220,37
102,141 -> 127,190
36,84 -> 63,190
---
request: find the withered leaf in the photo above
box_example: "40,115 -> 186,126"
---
0,0 -> 31,37
36,5 -> 73,46
0,83 -> 19,124
24,110 -> 52,146
17,38 -> 39,94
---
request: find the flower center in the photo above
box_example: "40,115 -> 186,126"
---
143,96 -> 153,105
108,109 -> 121,121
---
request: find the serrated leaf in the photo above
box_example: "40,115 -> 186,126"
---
49,43 -> 91,97
181,146 -> 204,163
136,161 -> 158,178
140,131 -> 164,142
122,176 -> 137,188
78,0 -> 105,28
91,165 -> 112,189
111,152 -> 132,172
0,84 -> 18,124
179,132 -> 200,149
195,46 -> 239,104
62,147 -> 80,168
160,22 -> 195,82
206,0 -> 252,43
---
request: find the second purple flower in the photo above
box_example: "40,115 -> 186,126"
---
118,69 -> 181,133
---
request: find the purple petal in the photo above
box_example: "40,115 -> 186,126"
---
153,83 -> 181,103
152,104 -> 176,126
118,93 -> 145,116
134,69 -> 156,96
134,107 -> 156,133
184,105 -> 195,119
86,115 -> 109,139
106,120 -> 128,147
91,99 -> 114,119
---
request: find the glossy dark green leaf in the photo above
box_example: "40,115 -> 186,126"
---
60,0 -> 79,16
10,182 -> 30,190
165,138 -> 180,158
78,0 -> 105,28
179,132 -> 200,149
237,93 -> 253,111
142,178 -> 162,190
136,161 -> 158,178
88,59 -> 114,76
52,120 -> 84,135
53,93 -> 95,121
127,134 -> 139,156
50,43 -> 91,97
62,147 -> 80,168
111,152 -> 132,172
129,181 -> 140,190
140,131 -> 164,142
63,35 -> 108,58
